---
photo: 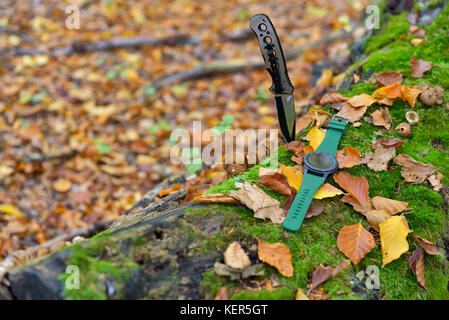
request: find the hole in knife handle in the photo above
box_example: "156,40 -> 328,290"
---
258,23 -> 267,31
264,36 -> 272,44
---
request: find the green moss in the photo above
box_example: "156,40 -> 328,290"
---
198,3 -> 449,300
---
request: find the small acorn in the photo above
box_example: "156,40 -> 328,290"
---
405,111 -> 419,125
396,123 -> 411,137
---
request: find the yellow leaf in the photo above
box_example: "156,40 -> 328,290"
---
314,183 -> 344,199
295,288 -> 309,300
380,216 -> 410,266
306,126 -> 325,150
0,204 -> 25,218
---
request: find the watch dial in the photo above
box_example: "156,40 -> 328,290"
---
306,152 -> 334,169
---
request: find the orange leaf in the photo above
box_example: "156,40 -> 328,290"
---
371,107 -> 392,130
258,240 -> 294,277
412,235 -> 439,255
337,223 -> 376,264
334,171 -> 369,207
336,146 -> 363,169
256,173 -> 292,196
371,196 -> 408,214
214,287 -> 229,300
319,92 -> 348,104
158,183 -> 181,197
400,85 -> 422,107
372,82 -> 403,100
193,193 -> 238,204
308,259 -> 350,294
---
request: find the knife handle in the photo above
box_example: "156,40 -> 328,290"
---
250,14 -> 294,95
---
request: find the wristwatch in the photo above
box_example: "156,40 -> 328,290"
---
282,115 -> 349,232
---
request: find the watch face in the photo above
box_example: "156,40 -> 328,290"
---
304,151 -> 338,173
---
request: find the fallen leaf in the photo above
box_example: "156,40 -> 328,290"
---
0,165 -> 14,179
307,126 -> 326,150
158,183 -> 181,197
372,83 -> 403,100
336,104 -> 368,123
224,242 -> 251,270
363,145 -> 396,172
53,179 -> 72,193
394,154 -> 437,184
295,112 -> 312,134
214,262 -> 264,280
371,108 -> 392,130
340,195 -> 373,214
295,288 -> 309,300
380,215 -> 410,266
364,209 -> 392,231
427,173 -> 444,192
258,240 -> 294,277
412,235 -> 439,255
214,287 -> 229,300
334,171 -> 370,207
337,223 -> 376,264
259,167 -> 281,177
308,259 -> 350,294
0,204 -> 25,218
316,68 -> 333,88
411,38 -> 425,46
284,140 -> 305,165
319,92 -> 348,104
305,201 -> 324,219
310,108 -> 331,128
230,182 -> 284,224
347,94 -> 377,108
400,85 -> 423,107
374,72 -> 403,86
372,138 -> 405,149
410,56 -> 432,78
336,146 -> 363,169
371,196 -> 408,214
313,183 -> 344,199
409,247 -> 426,289
193,194 -> 238,204
256,173 -> 292,196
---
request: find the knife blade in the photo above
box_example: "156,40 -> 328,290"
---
250,14 -> 296,143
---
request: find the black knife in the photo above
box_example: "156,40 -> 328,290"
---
250,14 -> 296,143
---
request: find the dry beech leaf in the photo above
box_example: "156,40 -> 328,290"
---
295,288 -> 309,300
214,287 -> 229,300
308,259 -> 350,294
372,138 -> 405,149
371,108 -> 392,130
334,171 -> 370,207
310,108 -> 332,128
258,240 -> 294,277
336,104 -> 368,123
224,242 -> 251,270
400,85 -> 423,107
372,83 -> 403,100
374,71 -> 403,86
53,179 -> 72,193
427,173 -> 444,192
364,209 -> 392,231
295,112 -> 313,134
409,247 -> 426,289
410,56 -> 432,78
371,196 -> 408,214
230,182 -> 284,224
256,173 -> 292,196
193,193 -> 238,204
347,94 -> 377,108
305,201 -> 324,219
380,215 -> 410,266
319,92 -> 348,104
285,140 -> 305,165
336,147 -> 363,169
363,145 -> 396,172
337,223 -> 376,264
394,154 -> 437,184
411,38 -> 425,46
412,235 -> 439,255
307,126 -> 326,150
314,183 -> 344,200
340,195 -> 373,214
259,167 -> 281,177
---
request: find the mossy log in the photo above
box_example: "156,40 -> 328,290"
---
2,1 -> 449,300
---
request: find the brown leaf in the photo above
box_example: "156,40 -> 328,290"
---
427,173 -> 444,192
319,92 -> 348,104
282,192 -> 296,213
308,259 -> 350,294
371,196 -> 408,214
305,201 -> 324,219
258,167 -> 281,177
256,173 -> 292,196
230,182 -> 284,224
337,223 -> 376,264
53,179 -> 72,193
410,56 -> 432,78
347,94 -> 377,108
336,104 -> 368,123
310,108 -> 332,128
285,140 -> 305,165
400,85 -> 423,107
224,242 -> 251,270
394,154 -> 437,184
158,183 -> 181,197
374,71 -> 403,86
340,195 -> 373,214
336,146 -> 363,169
257,240 -> 294,277
214,287 -> 229,300
372,138 -> 406,149
371,108 -> 392,130
193,193 -> 238,204
409,247 -> 426,289
364,209 -> 392,231
295,112 -> 312,134
363,145 -> 396,172
334,171 -> 370,207
412,235 -> 439,255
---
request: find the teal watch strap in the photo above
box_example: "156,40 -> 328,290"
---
282,173 -> 325,232
316,116 -> 349,157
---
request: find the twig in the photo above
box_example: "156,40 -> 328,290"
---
21,150 -> 77,163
